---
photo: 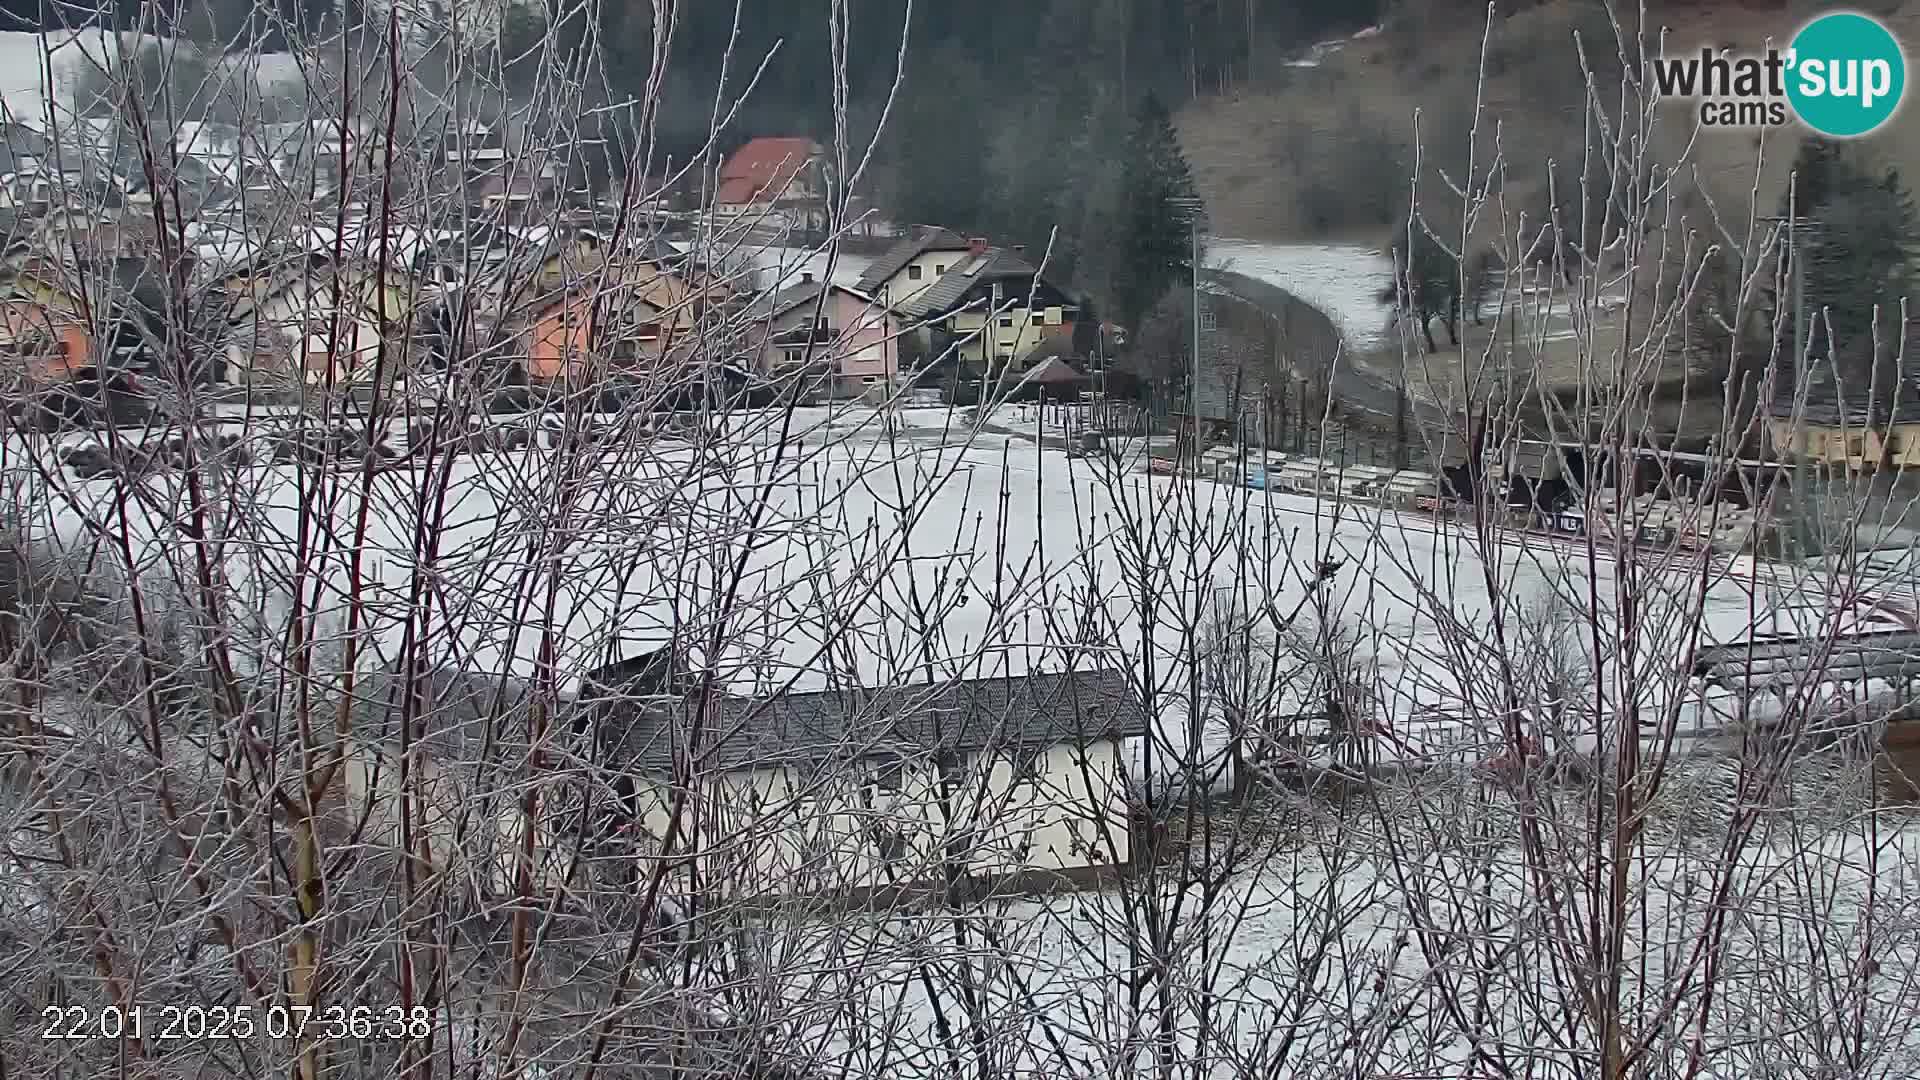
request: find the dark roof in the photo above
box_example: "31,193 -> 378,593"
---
751,278 -> 875,322
1022,355 -> 1086,384
598,667 -> 1148,774
898,246 -> 1049,320
1765,353 -> 1920,425
852,227 -> 972,294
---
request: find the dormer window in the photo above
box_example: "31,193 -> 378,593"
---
907,265 -> 922,281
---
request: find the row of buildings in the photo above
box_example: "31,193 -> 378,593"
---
1,168 -> 1081,405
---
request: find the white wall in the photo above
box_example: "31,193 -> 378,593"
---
873,250 -> 968,312
238,280 -> 384,384
631,738 -> 1133,899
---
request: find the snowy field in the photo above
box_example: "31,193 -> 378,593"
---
0,30 -> 302,127
1212,240 -> 1634,355
6,402 -> 1880,763
1210,240 -> 1399,351
9,404 -> 1920,1077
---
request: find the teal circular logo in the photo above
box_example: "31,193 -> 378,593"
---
1786,12 -> 1906,137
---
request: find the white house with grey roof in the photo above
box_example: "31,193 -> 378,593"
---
587,666 -> 1151,901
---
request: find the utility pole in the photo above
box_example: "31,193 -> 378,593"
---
1172,195 -> 1205,472
1192,213 -> 1202,471
1763,210 -> 1822,560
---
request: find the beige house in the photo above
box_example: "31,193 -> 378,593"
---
860,232 -> 1078,372
218,253 -> 415,386
1764,362 -> 1920,471
603,668 -> 1150,900
1766,414 -> 1920,471
854,226 -> 976,314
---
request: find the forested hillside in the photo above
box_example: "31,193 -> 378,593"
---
0,1 -> 1381,295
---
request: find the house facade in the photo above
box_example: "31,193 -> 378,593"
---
1,258 -> 170,384
521,285 -> 673,382
219,255 -> 413,386
1,292 -> 88,382
1764,356 -> 1920,471
854,227 -> 975,315
896,240 -> 1077,371
753,275 -> 900,397
603,668 -> 1150,901
512,259 -> 701,383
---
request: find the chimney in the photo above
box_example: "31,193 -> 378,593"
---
968,236 -> 988,257
800,271 -> 815,284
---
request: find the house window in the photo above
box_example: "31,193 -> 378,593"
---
870,758 -> 907,793
999,316 -> 1014,328
907,265 -> 923,281
934,264 -> 947,275
637,321 -> 662,339
1009,750 -> 1045,786
1201,307 -> 1217,330
1847,434 -> 1866,455
782,348 -> 805,367
869,823 -> 908,864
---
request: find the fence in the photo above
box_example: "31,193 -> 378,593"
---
1001,400 -> 1155,440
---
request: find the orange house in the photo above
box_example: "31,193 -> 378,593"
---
2,296 -> 89,383
524,285 -> 672,382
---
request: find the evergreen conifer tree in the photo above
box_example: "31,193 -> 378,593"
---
1779,137 -> 1918,389
1112,91 -> 1202,331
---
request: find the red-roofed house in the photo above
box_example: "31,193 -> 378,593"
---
716,137 -> 827,215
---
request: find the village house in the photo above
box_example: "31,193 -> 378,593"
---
1764,355 -> 1920,471
0,256 -> 171,384
216,251 -> 415,387
715,136 -> 828,217
584,664 -> 1151,901
510,268 -> 685,383
748,273 -> 900,398
885,237 -> 1077,372
854,226 -> 975,315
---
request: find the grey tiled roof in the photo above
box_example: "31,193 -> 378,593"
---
898,247 -> 1042,320
852,226 -> 971,294
1766,353 -> 1920,425
601,668 -> 1149,774
753,278 -> 832,320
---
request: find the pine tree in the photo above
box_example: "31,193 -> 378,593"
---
1112,91 -> 1202,331
1779,137 -> 1918,387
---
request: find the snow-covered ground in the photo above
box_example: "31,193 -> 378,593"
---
11,405 -> 1920,1078
1210,240 -> 1398,352
1282,23 -> 1383,69
681,240 -> 874,293
0,30 -> 302,129
7,402 -> 1878,766
1213,240 -> 1637,354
